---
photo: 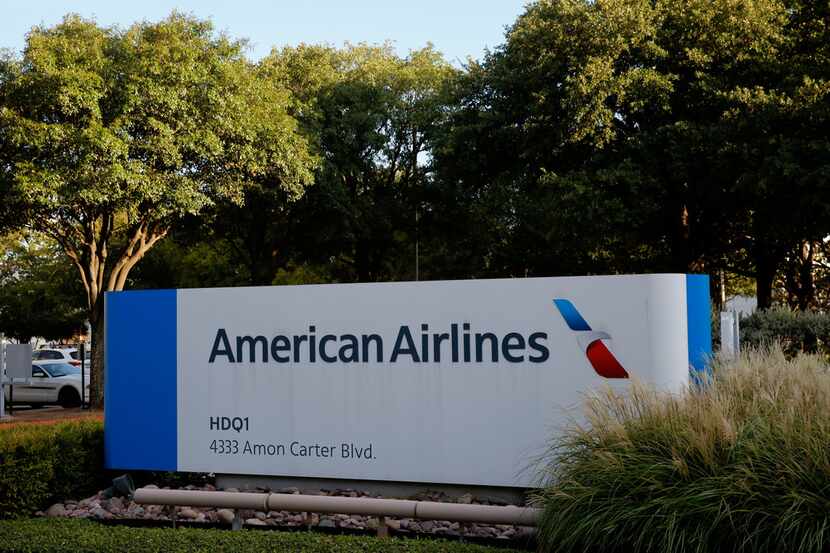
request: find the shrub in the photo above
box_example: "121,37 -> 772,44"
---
532,346 -> 830,553
0,420 -> 108,518
740,307 -> 830,358
0,519 -> 524,553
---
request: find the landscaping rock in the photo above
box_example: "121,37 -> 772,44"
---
52,482 -> 529,542
45,504 -> 66,518
178,508 -> 199,520
347,517 -> 366,528
385,519 -> 401,531
245,518 -> 267,526
91,507 -> 112,520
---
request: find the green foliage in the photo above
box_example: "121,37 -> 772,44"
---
259,43 -> 457,283
0,519 -> 522,553
3,2 -> 829,314
533,347 -> 830,553
0,420 -> 107,519
0,14 -> 314,229
128,236 -> 249,289
0,234 -> 86,341
0,13 -> 318,404
741,308 -> 830,358
432,0 -> 830,302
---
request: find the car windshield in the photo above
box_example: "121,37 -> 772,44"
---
43,363 -> 81,377
69,350 -> 91,361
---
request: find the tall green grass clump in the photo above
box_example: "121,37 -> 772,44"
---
533,346 -> 830,553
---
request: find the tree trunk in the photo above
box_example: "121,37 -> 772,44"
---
89,300 -> 105,407
755,252 -> 778,310
670,203 -> 692,272
355,239 -> 371,282
57,219 -> 167,408
796,241 -> 814,311
713,269 -> 726,313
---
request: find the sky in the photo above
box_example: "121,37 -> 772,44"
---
1,0 -> 528,65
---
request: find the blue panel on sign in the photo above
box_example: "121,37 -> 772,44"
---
105,289 -> 177,471
686,274 -> 712,377
552,299 -> 592,331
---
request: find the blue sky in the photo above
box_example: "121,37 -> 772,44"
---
1,0 -> 528,64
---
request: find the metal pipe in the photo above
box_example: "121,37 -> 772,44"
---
267,494 -> 418,518
134,489 -> 268,511
414,502 -> 538,526
133,488 -> 540,526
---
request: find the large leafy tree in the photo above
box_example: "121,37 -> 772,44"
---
260,44 -> 456,283
436,0 -> 829,307
0,14 -> 315,404
725,0 -> 830,307
0,233 -> 86,343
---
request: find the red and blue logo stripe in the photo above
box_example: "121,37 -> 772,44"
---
553,299 -> 629,379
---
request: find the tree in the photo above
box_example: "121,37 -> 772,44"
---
0,233 -> 86,343
726,0 -> 830,307
0,14 -> 315,404
261,44 -> 456,283
435,0 -> 830,306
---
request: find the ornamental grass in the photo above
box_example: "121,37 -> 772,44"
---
533,346 -> 830,553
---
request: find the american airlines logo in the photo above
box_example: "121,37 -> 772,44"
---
553,299 -> 629,379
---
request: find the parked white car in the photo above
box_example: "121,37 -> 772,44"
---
32,347 -> 91,368
3,361 -> 90,408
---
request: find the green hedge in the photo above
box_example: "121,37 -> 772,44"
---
533,347 -> 830,553
0,420 -> 108,518
0,519 -> 525,553
741,307 -> 830,358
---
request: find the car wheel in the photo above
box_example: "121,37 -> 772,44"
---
58,387 -> 81,408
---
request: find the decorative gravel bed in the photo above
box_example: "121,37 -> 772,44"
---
37,484 -> 535,544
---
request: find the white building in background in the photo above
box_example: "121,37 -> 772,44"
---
725,295 -> 757,317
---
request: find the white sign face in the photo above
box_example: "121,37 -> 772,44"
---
105,274 -> 711,487
4,344 -> 32,380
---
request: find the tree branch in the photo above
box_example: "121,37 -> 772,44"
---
112,226 -> 168,291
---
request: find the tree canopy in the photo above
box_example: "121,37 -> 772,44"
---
1,1 -> 829,395
0,13 -> 316,403
432,0 -> 830,306
0,233 -> 86,343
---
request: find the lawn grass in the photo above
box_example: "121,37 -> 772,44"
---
0,518 -> 528,553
